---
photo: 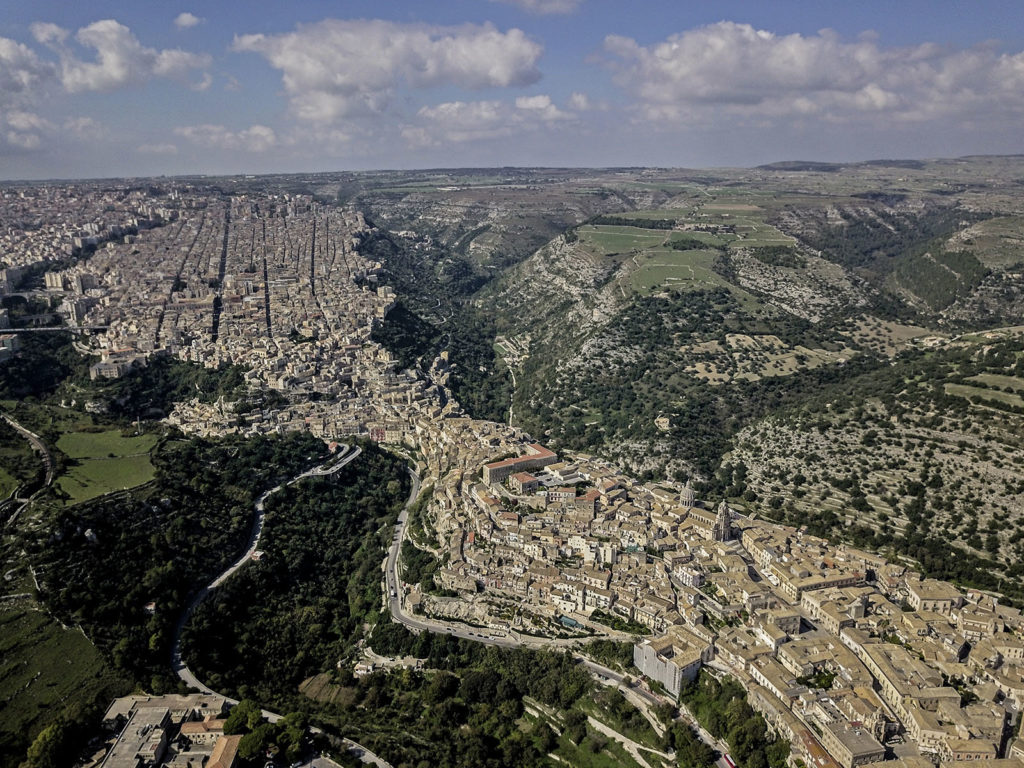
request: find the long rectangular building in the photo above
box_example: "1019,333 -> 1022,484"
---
482,443 -> 557,485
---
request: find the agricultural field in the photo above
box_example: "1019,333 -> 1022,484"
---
968,373 -> 1024,392
950,215 -> 1024,267
629,248 -> 729,295
577,224 -> 671,254
55,429 -> 158,503
944,383 -> 1024,409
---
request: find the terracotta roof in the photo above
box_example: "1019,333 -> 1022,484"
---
209,734 -> 242,768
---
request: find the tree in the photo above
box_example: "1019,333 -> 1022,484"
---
22,722 -> 70,768
223,699 -> 262,734
563,710 -> 587,745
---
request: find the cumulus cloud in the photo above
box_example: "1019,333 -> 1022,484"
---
174,124 -> 277,152
490,0 -> 584,14
137,142 -> 178,154
0,37 -> 57,151
405,93 -> 573,146
603,22 -> 1024,125
174,13 -> 204,30
32,18 -> 211,92
0,36 -> 56,103
4,111 -> 54,150
232,19 -> 542,122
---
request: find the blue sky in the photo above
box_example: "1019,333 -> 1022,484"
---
2,1 -> 1023,179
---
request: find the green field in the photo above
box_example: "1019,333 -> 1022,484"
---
968,373 -> 1024,393
0,605 -> 128,763
578,225 -> 671,253
56,429 -> 158,459
945,383 -> 1024,409
629,248 -> 729,294
727,220 -> 797,247
56,430 -> 158,503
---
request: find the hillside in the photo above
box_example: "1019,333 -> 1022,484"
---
367,157 -> 1024,565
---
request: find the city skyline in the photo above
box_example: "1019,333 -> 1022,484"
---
2,0 -> 1024,179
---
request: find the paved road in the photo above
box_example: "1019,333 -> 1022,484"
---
382,467 -> 733,767
385,468 -> 618,650
170,444 -> 390,768
1,414 -> 55,526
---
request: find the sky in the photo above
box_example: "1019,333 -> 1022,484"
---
2,0 -> 1024,179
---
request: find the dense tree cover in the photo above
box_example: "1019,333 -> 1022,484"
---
0,332 -> 256,427
16,702 -> 106,768
224,700 -> 309,763
0,332 -> 86,400
894,247 -> 988,310
319,628 -> 593,768
589,215 -> 677,229
785,203 -> 990,319
663,718 -> 718,768
581,639 -> 636,671
321,665 -> 562,768
98,355 -> 251,418
514,287 -> 880,478
181,444 -> 410,703
370,302 -> 437,372
671,237 -> 726,252
791,203 -> 966,276
30,431 -> 330,690
0,419 -> 41,493
748,246 -> 806,269
680,671 -> 789,768
400,540 -> 455,595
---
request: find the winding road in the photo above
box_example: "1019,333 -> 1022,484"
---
169,443 -> 390,768
383,466 -> 734,768
1,414 -> 55,527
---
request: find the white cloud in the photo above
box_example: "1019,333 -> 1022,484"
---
63,116 -> 103,140
33,18 -> 211,92
603,22 -> 1024,125
406,94 -> 573,146
0,36 -> 56,104
174,124 -> 277,152
4,111 -> 54,151
174,13 -> 204,30
514,93 -> 571,121
567,91 -> 591,110
137,142 -> 178,154
232,19 -> 542,122
491,0 -> 584,14
0,39 -> 57,152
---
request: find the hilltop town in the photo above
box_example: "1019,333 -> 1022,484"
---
3,174 -> 1024,768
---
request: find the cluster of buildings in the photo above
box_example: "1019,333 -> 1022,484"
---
94,694 -> 240,768
0,183 -> 175,285
21,185 -> 460,437
404,434 -> 1024,768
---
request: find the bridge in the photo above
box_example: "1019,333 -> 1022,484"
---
3,325 -> 108,333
